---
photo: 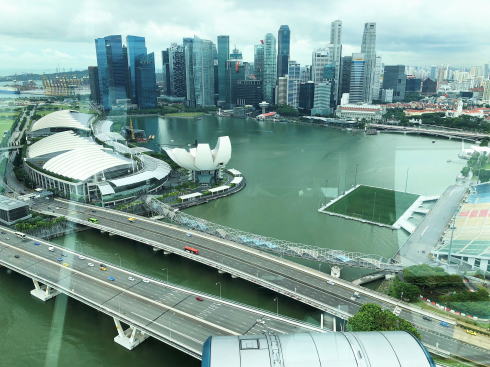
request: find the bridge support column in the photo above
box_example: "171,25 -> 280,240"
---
113,318 -> 148,350
30,280 -> 59,301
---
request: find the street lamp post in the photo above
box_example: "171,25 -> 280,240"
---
215,282 -> 222,299
273,296 -> 279,315
162,268 -> 168,282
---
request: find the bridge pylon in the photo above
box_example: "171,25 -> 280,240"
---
113,318 -> 149,350
30,279 -> 60,301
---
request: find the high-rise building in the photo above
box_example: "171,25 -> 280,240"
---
484,64 -> 490,79
429,65 -> 437,81
191,37 -> 215,107
287,60 -> 301,107
95,35 -> 130,109
277,25 -> 290,77
300,65 -> 311,82
135,52 -> 157,108
298,81 -> 315,112
217,35 -> 230,104
360,22 -> 376,102
161,50 -> 171,95
235,80 -> 262,106
405,76 -> 422,93
340,56 -> 352,96
254,43 -> 265,81
311,48 -> 332,83
168,44 -> 186,97
382,65 -> 406,102
311,82 -> 332,116
276,76 -> 288,105
126,35 -> 147,101
229,47 -> 242,60
88,66 -> 101,105
183,37 -> 195,106
330,20 -> 342,105
225,51 -> 246,107
349,53 -> 366,104
263,33 -> 277,103
371,56 -> 383,101
421,78 -> 437,95
482,80 -> 490,104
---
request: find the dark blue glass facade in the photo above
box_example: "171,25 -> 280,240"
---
277,25 -> 290,77
127,35 -> 147,101
217,35 -> 229,104
135,52 -> 157,109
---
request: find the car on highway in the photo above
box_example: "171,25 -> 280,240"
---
439,321 -> 450,327
14,254 -> 19,259
48,246 -> 54,252
186,232 -> 192,237
88,217 -> 98,223
327,280 -> 335,285
195,296 -> 204,302
128,276 -> 135,281
56,257 -> 63,262
87,263 -> 94,267
107,276 -> 116,281
142,278 -> 150,283
78,255 -> 86,260
34,242 -> 41,246
465,329 -> 477,336
99,264 -> 107,271
127,217 -> 136,222
422,316 -> 432,321
63,263 -> 70,267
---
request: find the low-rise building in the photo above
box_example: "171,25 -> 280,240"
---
0,195 -> 31,225
336,103 -> 385,121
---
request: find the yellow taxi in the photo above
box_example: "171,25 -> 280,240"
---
465,329 -> 477,336
127,217 -> 136,222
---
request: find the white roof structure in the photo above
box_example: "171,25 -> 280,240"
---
209,185 -> 230,193
164,136 -> 231,171
30,110 -> 92,132
43,146 -> 131,181
27,130 -> 96,159
228,168 -> 241,176
178,192 -> 203,201
230,177 -> 243,185
108,155 -> 171,187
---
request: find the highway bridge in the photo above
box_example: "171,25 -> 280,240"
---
369,123 -> 489,142
0,227 -> 321,359
32,198 -> 490,365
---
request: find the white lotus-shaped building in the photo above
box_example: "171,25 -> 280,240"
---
165,136 -> 232,171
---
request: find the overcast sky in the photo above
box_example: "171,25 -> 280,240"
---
1,0 -> 489,75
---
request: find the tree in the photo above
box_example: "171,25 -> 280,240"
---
276,104 -> 299,117
461,166 -> 470,177
348,304 -> 420,339
389,280 -> 421,302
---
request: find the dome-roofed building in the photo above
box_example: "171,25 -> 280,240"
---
164,136 -> 232,184
24,111 -> 172,206
29,109 -> 93,137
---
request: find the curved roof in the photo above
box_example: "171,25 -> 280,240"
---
165,136 -> 231,171
43,146 -> 131,181
27,130 -> 96,159
30,110 -> 92,133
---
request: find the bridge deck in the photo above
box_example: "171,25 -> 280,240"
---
0,228 -> 319,358
30,198 -> 490,365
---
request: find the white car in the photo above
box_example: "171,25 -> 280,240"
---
48,246 -> 55,252
327,280 -> 335,285
142,278 -> 150,283
128,276 -> 135,281
87,262 -> 94,267
78,255 -> 86,260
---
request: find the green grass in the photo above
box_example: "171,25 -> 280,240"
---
325,185 -> 419,225
164,112 -> 205,118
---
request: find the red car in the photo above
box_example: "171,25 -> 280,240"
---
195,296 -> 204,302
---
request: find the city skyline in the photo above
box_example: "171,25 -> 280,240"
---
1,0 -> 490,74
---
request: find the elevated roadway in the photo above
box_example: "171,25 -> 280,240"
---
32,198 -> 490,365
0,227 -> 321,358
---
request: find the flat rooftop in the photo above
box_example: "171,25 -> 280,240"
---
0,195 -> 29,211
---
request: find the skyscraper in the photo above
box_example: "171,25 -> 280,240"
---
349,53 -> 366,104
191,37 -> 215,106
135,52 -> 157,108
311,48 -> 332,83
88,66 -> 100,105
330,20 -> 342,105
311,82 -> 332,116
183,37 -> 195,106
383,65 -> 406,102
277,25 -> 290,77
225,49 -> 246,107
360,22 -> 376,103
217,35 -> 230,104
168,43 -> 186,97
298,81 -> 315,112
254,43 -> 265,81
161,50 -> 171,95
287,60 -> 301,107
371,56 -> 383,101
94,35 -> 130,109
339,56 -> 352,96
126,35 -> 147,101
263,33 -> 277,103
